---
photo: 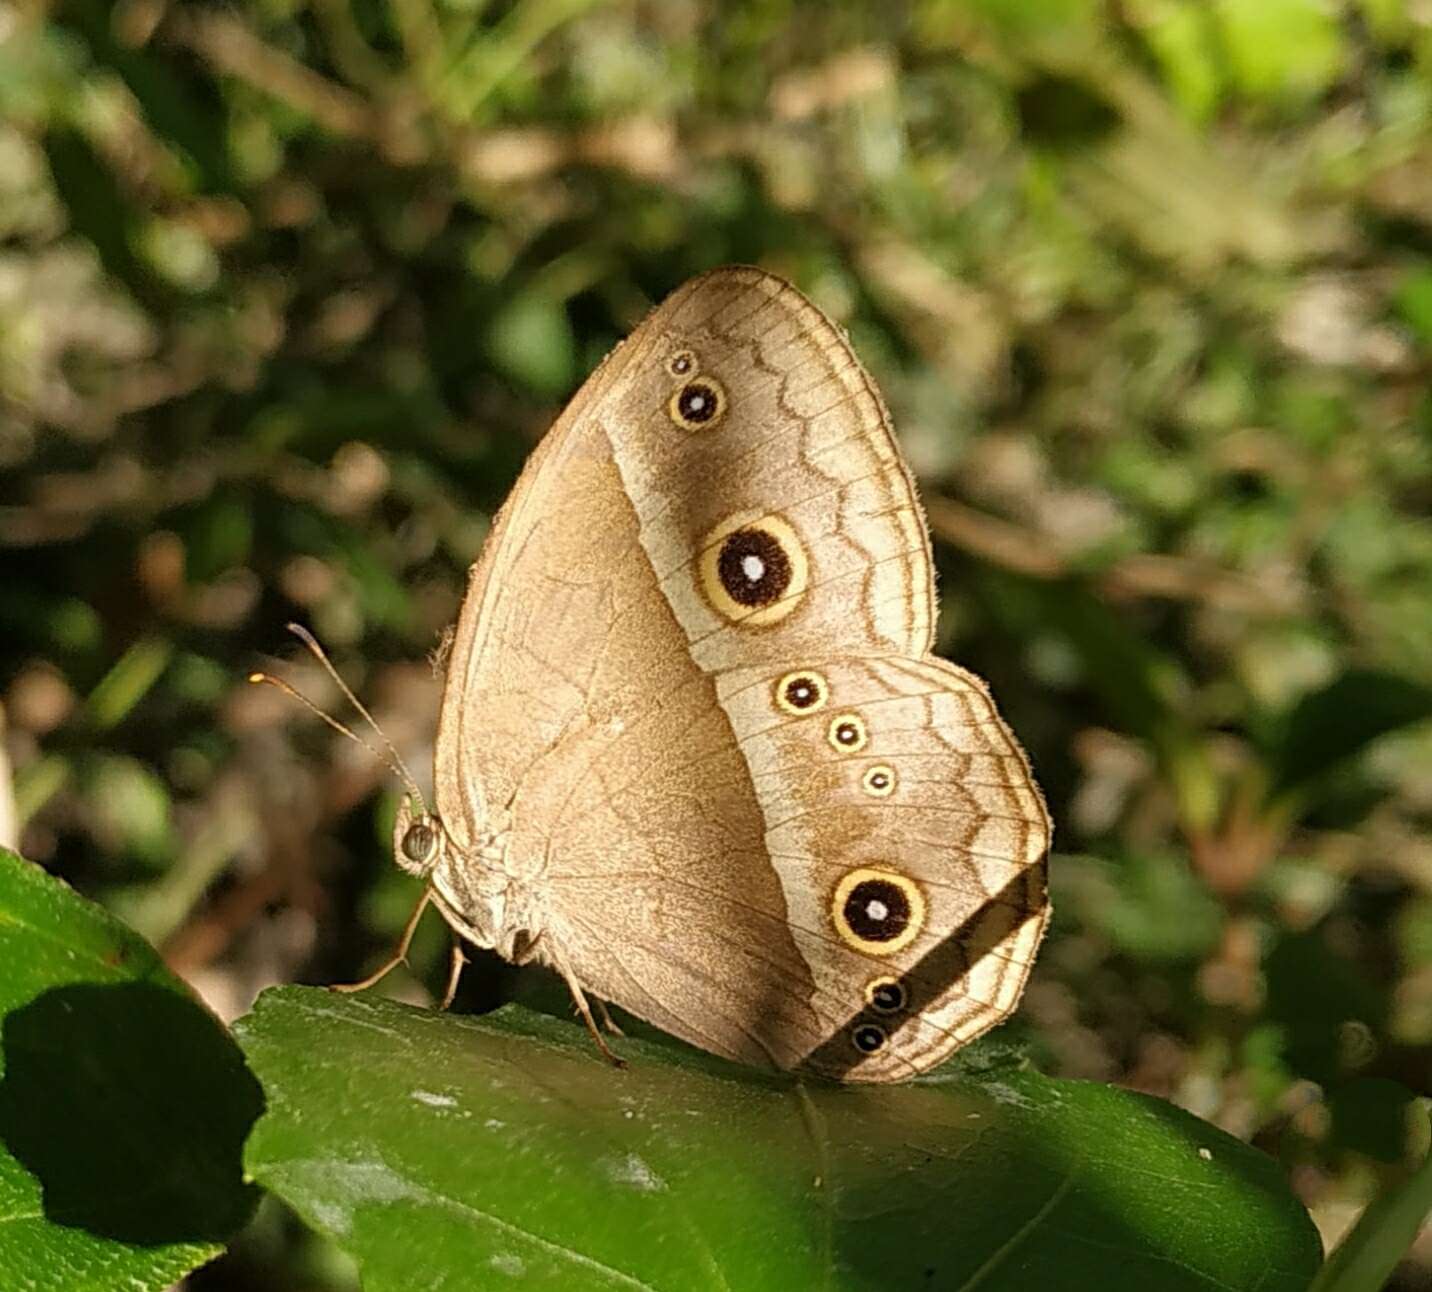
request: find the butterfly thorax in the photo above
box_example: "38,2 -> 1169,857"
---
393,795 -> 546,962
430,833 -> 554,963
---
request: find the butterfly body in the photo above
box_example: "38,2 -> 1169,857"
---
395,267 -> 1051,1082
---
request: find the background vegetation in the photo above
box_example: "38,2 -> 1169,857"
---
1,0 -> 1430,1286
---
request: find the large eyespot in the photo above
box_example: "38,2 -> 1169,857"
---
861,764 -> 896,797
775,669 -> 828,715
851,1023 -> 887,1054
402,820 -> 438,867
668,377 -> 727,430
697,513 -> 809,626
666,349 -> 699,378
832,867 -> 926,955
827,713 -> 868,754
865,976 -> 907,1014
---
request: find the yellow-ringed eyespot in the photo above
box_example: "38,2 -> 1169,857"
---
851,1023 -> 888,1054
861,764 -> 896,797
666,348 -> 699,378
774,669 -> 828,715
697,512 -> 809,626
864,977 -> 907,1014
832,867 -> 926,955
668,376 -> 727,430
827,712 -> 868,754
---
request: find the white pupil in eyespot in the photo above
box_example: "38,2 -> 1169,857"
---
866,899 -> 889,922
741,554 -> 765,582
688,393 -> 706,411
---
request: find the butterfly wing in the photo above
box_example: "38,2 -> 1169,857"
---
430,348 -> 827,1065
440,267 -> 1049,1079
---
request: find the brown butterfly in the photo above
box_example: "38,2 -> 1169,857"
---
264,267 -> 1050,1081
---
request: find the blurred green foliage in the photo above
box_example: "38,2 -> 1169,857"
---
1,0 -> 1431,1284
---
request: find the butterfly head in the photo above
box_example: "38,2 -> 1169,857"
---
393,793 -> 446,877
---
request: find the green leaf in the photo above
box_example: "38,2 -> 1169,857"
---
1263,930 -> 1383,1086
1214,0 -> 1346,106
1311,1111 -> 1432,1292
485,290 -> 578,397
0,849 -> 263,1292
238,987 -> 1321,1292
1327,1078 -> 1419,1163
82,636 -> 174,732
1128,0 -> 1225,122
1055,852 -> 1224,963
1266,669 -> 1432,801
962,0 -> 1101,39
1393,266 -> 1432,349
62,0 -> 233,192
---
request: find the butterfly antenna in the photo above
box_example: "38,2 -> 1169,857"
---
248,623 -> 428,816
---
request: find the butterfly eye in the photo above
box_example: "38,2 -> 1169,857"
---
401,820 -> 439,867
666,349 -> 699,378
668,377 -> 727,430
851,1023 -> 888,1054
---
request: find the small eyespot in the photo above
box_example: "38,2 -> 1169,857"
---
402,821 -> 437,866
852,1023 -> 887,1055
697,513 -> 809,626
775,670 -> 828,715
667,349 -> 699,378
827,713 -> 868,754
832,867 -> 926,955
865,977 -> 907,1014
861,764 -> 896,797
668,377 -> 727,430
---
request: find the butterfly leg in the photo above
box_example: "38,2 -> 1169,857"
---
438,940 -> 467,1011
553,951 -> 626,1069
331,888 -> 431,994
594,997 -> 625,1037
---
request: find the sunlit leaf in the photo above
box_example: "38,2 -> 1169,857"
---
239,987 -> 1321,1292
1214,0 -> 1346,105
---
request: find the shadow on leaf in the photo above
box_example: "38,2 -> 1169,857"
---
0,982 -> 263,1245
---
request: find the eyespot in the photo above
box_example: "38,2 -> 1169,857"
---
861,764 -> 896,797
402,820 -> 438,867
827,713 -> 868,754
852,1023 -> 887,1054
697,513 -> 809,626
865,977 -> 907,1014
774,670 -> 828,715
832,867 -> 926,955
666,349 -> 699,378
668,377 -> 727,430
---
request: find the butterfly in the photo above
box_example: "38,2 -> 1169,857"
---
263,267 -> 1050,1082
